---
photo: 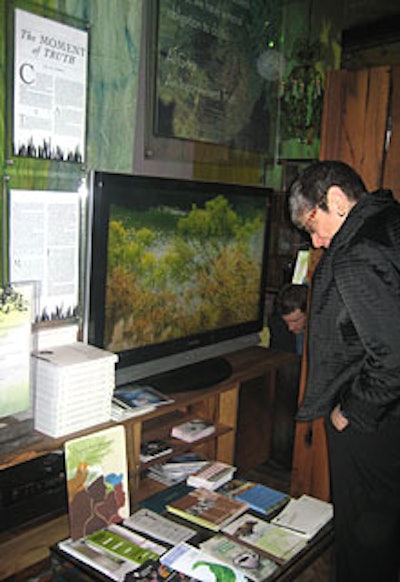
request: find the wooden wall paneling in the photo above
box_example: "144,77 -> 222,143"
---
320,67 -> 390,192
383,66 -> 400,201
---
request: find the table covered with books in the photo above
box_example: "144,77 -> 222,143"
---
51,473 -> 334,582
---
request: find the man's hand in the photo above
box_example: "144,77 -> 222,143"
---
331,404 -> 349,431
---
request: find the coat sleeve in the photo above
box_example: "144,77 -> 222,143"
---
334,241 -> 400,430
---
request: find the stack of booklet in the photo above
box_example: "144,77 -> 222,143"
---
33,342 -> 118,437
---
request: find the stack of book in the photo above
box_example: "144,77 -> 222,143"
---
112,384 -> 173,420
33,342 -> 118,437
187,461 -> 236,490
147,452 -> 208,485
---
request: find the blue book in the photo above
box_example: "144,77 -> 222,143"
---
219,479 -> 290,517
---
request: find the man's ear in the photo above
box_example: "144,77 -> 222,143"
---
326,186 -> 348,216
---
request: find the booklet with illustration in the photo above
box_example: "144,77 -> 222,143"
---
200,534 -> 278,581
64,425 -> 130,540
166,487 -> 248,531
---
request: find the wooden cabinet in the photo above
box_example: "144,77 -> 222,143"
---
0,346 -> 282,580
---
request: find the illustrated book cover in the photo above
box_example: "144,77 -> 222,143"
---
187,461 -> 236,491
166,487 -> 248,531
123,508 -> 196,545
160,542 -> 247,582
171,419 -> 215,442
64,424 -> 130,540
200,534 -> 278,581
222,512 -> 307,563
85,524 -> 164,564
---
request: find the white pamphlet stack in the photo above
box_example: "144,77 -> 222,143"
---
33,342 -> 118,437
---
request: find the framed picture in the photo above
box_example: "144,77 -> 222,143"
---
148,0 -> 281,157
7,5 -> 88,162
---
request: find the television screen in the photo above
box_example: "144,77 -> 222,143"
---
85,172 -> 272,392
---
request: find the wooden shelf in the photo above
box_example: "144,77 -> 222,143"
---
0,346 -> 287,580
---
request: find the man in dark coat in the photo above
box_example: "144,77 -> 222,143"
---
288,160 -> 400,582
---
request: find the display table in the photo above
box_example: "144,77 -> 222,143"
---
50,520 -> 333,582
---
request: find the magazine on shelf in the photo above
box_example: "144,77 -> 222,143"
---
222,512 -> 307,564
187,461 -> 236,490
166,487 -> 248,532
200,534 -> 278,581
171,418 -> 215,442
271,494 -> 333,539
160,542 -> 247,582
140,439 -> 173,463
113,383 -> 174,409
123,508 -> 196,545
147,452 -> 208,486
111,399 -> 155,421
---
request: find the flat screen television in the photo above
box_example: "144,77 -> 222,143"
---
84,171 -> 272,393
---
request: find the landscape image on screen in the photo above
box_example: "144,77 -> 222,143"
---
104,194 -> 267,353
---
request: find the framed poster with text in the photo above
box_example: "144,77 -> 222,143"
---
154,0 -> 281,155
12,8 -> 88,162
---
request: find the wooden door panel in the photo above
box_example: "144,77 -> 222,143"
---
383,65 -> 400,201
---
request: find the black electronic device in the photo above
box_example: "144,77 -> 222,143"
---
84,172 -> 272,393
0,451 -> 67,532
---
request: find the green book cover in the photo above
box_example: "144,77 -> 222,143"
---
86,528 -> 159,564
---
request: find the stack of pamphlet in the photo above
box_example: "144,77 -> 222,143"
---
33,342 -> 118,437
140,439 -> 173,463
187,461 -> 236,490
147,452 -> 208,486
111,384 -> 173,421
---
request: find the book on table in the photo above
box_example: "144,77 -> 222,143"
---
271,494 -> 333,539
160,542 -> 247,582
200,534 -> 278,581
123,558 -> 197,582
85,523 -> 165,564
218,478 -> 290,518
186,460 -> 236,490
221,512 -> 307,564
171,418 -> 215,442
58,524 -> 166,582
123,508 -> 196,545
139,482 -> 195,514
166,487 -> 249,531
58,537 -> 139,582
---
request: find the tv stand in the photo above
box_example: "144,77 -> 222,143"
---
138,356 -> 233,394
